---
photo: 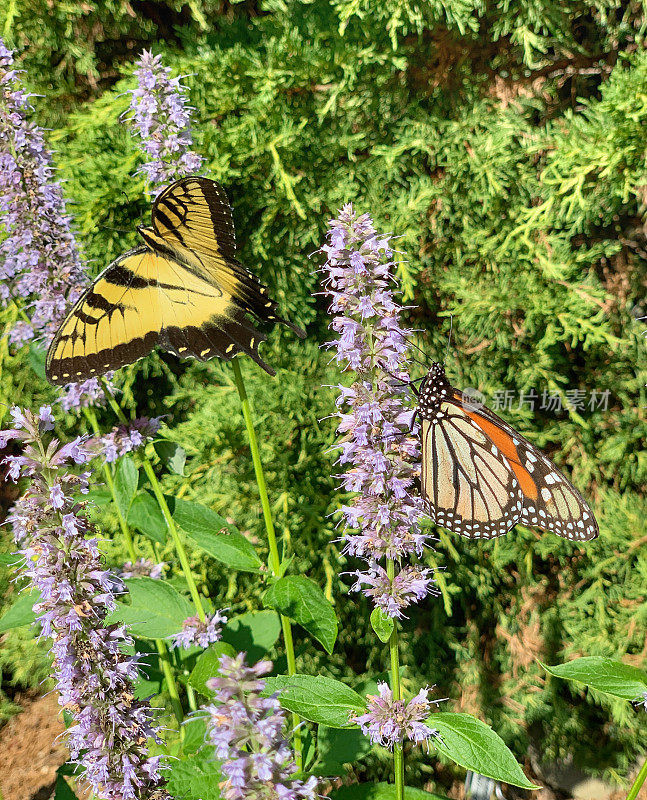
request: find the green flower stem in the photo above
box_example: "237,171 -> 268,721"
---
155,639 -> 185,728
83,408 -> 137,562
82,407 -> 184,726
99,380 -> 207,623
140,458 -> 207,622
230,357 -> 302,769
387,558 -> 405,800
626,756 -> 647,800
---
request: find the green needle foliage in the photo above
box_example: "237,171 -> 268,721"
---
2,0 -> 646,790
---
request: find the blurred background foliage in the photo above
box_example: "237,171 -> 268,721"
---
1,0 -> 646,793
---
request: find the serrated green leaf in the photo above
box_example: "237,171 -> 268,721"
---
0,590 -> 39,632
127,491 -> 167,544
166,748 -> 222,800
182,716 -> 210,755
314,725 -> 372,776
189,642 -> 237,696
431,712 -> 538,790
109,577 -> 194,639
331,784 -> 448,799
370,607 -> 394,643
264,576 -> 337,653
173,498 -> 262,573
541,657 -> 647,701
113,456 -> 138,519
263,674 -> 366,728
221,610 -> 281,663
154,439 -> 187,475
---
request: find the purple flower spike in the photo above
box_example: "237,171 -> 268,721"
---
0,39 -> 111,411
170,611 -> 227,650
350,564 -> 438,619
0,40 -> 85,345
2,406 -> 170,800
321,204 -> 434,613
120,558 -> 166,580
203,653 -> 320,800
129,50 -> 204,192
87,416 -> 162,462
351,682 -> 441,750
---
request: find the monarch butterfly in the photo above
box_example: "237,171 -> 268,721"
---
416,362 -> 599,541
46,176 -> 304,384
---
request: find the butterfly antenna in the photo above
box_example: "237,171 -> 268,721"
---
443,315 -> 454,365
407,338 -> 430,361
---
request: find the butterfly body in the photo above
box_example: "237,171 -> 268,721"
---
46,177 -> 304,383
418,362 -> 598,542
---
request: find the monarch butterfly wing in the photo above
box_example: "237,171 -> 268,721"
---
456,392 -> 599,541
421,401 -> 524,539
150,177 -> 305,336
46,247 -> 164,384
46,248 -> 276,385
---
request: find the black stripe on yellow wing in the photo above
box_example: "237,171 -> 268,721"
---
153,175 -> 237,260
421,407 -> 524,539
46,247 -> 280,384
46,247 -> 162,384
145,176 -> 306,338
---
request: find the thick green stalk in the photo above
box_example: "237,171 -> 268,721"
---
387,559 -> 405,800
230,357 -> 302,768
83,408 -> 184,725
626,756 -> 647,800
99,381 -> 206,622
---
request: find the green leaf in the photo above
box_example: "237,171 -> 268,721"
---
331,784 -> 448,799
154,440 -> 187,476
54,774 -> 80,800
370,608 -> 394,643
182,716 -> 209,756
262,674 -> 366,728
127,491 -> 167,544
28,341 -> 47,380
221,610 -> 281,663
113,456 -> 138,519
166,748 -> 222,800
541,657 -> 647,701
0,590 -> 39,632
189,642 -> 237,696
109,577 -> 194,639
314,725 -> 372,776
431,712 -> 538,790
264,576 -> 337,653
173,498 -> 262,573
85,486 -> 113,506
0,552 -> 20,567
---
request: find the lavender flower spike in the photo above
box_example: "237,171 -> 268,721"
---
204,653 -> 319,800
170,610 -> 227,650
0,39 -> 111,411
87,416 -> 162,463
129,50 -> 203,191
351,682 -> 441,750
322,205 -> 432,615
0,40 -> 85,345
2,408 -> 169,800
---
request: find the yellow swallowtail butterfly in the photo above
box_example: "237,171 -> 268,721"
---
46,176 -> 305,383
